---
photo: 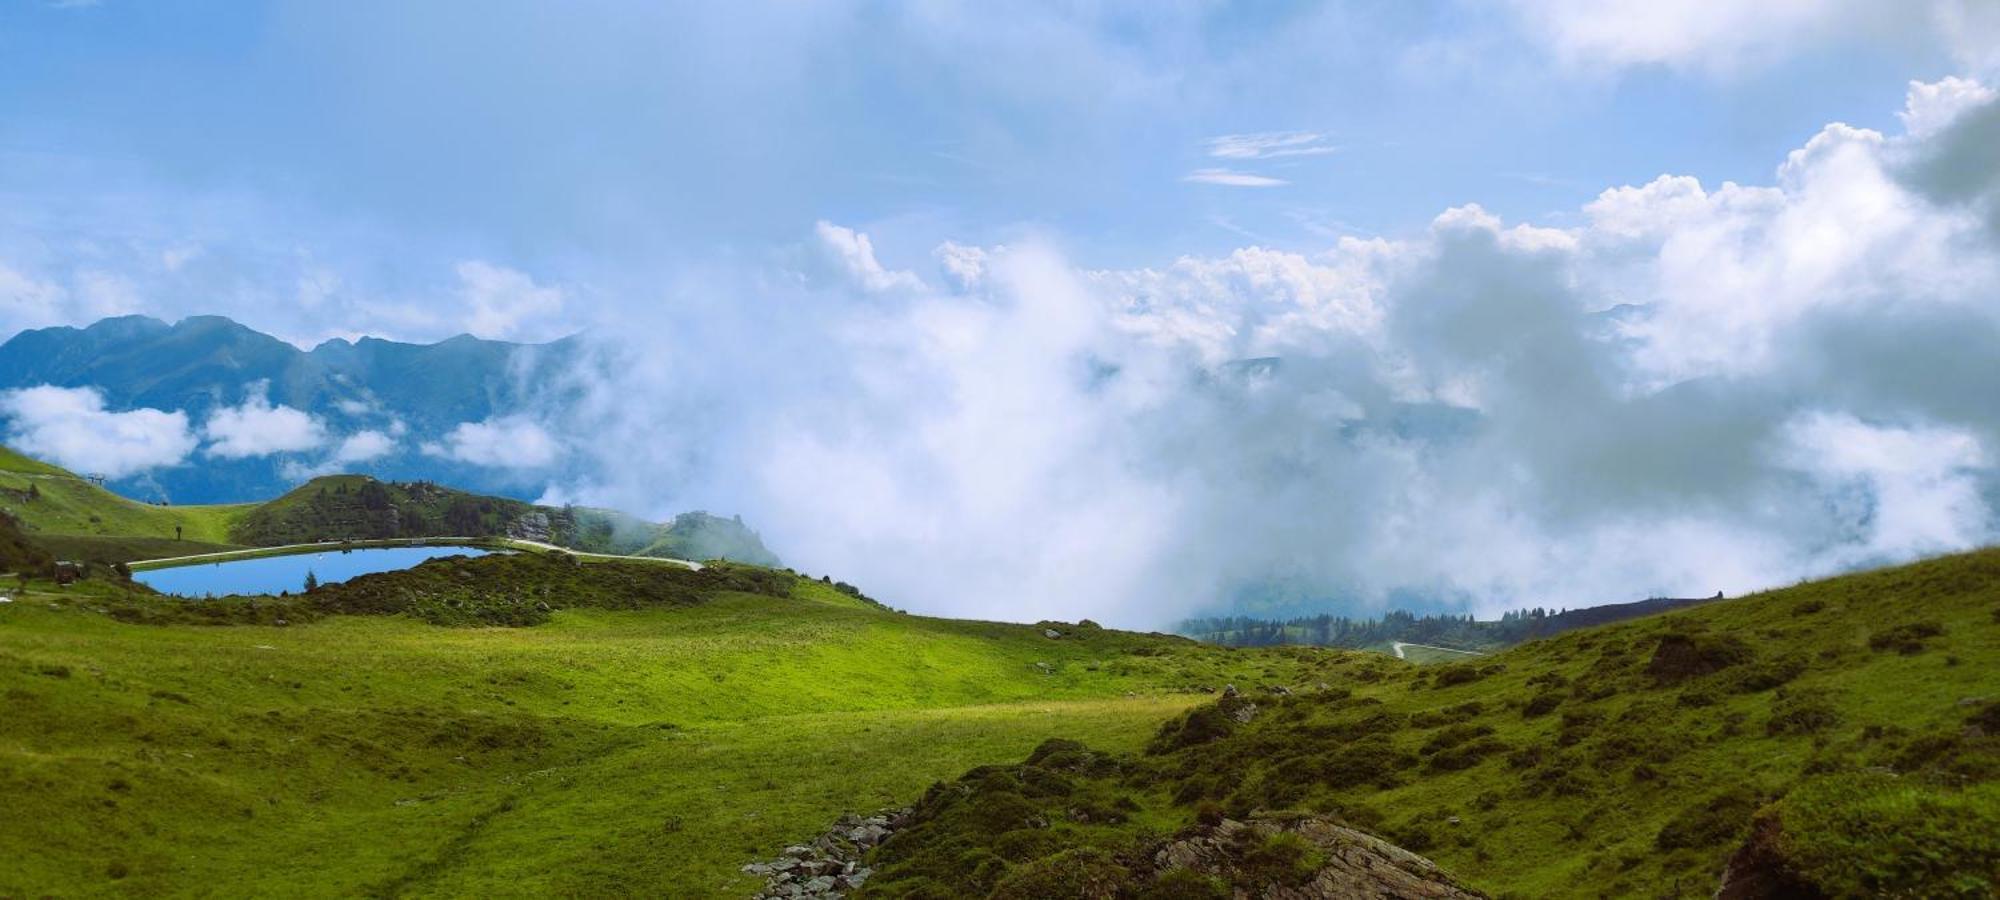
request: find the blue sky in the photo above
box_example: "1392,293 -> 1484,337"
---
0,0 -> 1975,342
3,1 -> 2000,624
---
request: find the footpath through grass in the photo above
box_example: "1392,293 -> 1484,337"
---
0,582 -> 1323,897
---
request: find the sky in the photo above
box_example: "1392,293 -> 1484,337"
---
3,0 -> 2000,626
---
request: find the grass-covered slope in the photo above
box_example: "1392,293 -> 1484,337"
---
860,549 -> 2000,899
0,446 -> 252,554
229,474 -> 540,545
0,559 -> 1324,897
231,474 -> 780,565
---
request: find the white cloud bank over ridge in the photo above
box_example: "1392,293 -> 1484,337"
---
0,386 -> 195,479
525,77 -> 2000,626
202,382 -> 327,459
422,416 -> 561,470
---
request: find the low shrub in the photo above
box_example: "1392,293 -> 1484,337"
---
989,848 -> 1130,900
1867,622 -> 1944,655
1236,831 -> 1325,887
1655,787 -> 1761,850
1767,688 -> 1842,736
1646,632 -> 1755,685
1431,665 -> 1485,688
1726,652 -> 1810,693
1768,774 -> 1999,898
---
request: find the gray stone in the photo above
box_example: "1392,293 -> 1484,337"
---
1152,816 -> 1486,898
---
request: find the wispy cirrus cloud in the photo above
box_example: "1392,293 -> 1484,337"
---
1182,168 -> 1289,188
1205,131 -> 1337,160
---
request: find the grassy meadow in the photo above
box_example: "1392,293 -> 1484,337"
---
0,575 -> 1327,897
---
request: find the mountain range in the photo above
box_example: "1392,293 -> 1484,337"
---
0,315 -> 578,502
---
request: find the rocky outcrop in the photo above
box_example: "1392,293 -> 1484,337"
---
1713,813 -> 1827,900
505,511 -> 552,542
745,808 -> 909,899
1147,815 -> 1488,899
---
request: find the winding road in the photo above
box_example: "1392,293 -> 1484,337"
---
127,537 -> 702,571
1391,641 -> 1486,660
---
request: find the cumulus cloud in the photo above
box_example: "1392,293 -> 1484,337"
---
1182,168 -> 1288,188
202,383 -> 328,459
529,78 -> 2000,627
815,221 -> 923,293
422,416 -> 561,469
0,385 -> 195,478
332,429 -> 396,464
280,428 -> 398,480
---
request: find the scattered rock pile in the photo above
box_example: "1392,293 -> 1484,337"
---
745,807 -> 910,899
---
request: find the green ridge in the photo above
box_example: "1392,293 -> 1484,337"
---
859,549 -> 2000,898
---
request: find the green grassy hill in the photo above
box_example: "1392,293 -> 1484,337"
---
856,550 -> 2000,898
0,553 -> 1327,897
0,447 -> 252,558
232,475 -> 780,565
4,442 -> 1992,896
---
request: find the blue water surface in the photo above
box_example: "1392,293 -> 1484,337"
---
134,546 -> 495,598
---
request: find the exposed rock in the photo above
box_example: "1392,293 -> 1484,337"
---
1149,816 -> 1487,899
1044,628 -> 1062,639
1714,814 -> 1827,900
505,511 -> 552,542
747,806 -> 910,899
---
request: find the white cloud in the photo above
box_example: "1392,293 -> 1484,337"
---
1501,0 -> 2000,75
0,385 -> 195,479
815,221 -> 923,292
1782,412 -> 1990,561
278,429 -> 399,480
1182,168 -> 1288,188
1901,75 -> 1998,137
538,77 -> 2000,627
456,260 -> 566,341
1206,131 -> 1337,160
332,429 -> 396,463
933,241 -> 991,291
202,383 -> 328,459
421,416 -> 561,469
